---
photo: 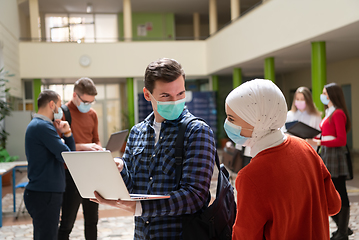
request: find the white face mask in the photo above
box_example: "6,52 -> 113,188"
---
76,93 -> 94,113
224,119 -> 251,146
77,102 -> 92,113
53,107 -> 63,120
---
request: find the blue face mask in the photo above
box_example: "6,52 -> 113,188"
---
320,94 -> 330,105
77,102 -> 92,113
224,119 -> 250,146
53,107 -> 63,120
150,93 -> 186,120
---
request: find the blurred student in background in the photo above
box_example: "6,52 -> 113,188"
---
58,77 -> 102,240
309,83 -> 352,240
284,86 -> 321,150
25,90 -> 75,240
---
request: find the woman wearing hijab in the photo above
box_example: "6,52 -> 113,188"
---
225,79 -> 341,240
310,83 -> 352,240
284,86 -> 322,150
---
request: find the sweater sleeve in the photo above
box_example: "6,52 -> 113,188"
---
63,134 -> 76,151
321,110 -> 347,147
41,123 -> 73,162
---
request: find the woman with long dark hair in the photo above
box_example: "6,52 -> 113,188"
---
312,83 -> 352,240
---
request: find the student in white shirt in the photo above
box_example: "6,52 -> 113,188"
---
284,86 -> 322,150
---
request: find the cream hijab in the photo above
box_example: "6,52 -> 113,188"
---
226,79 -> 287,157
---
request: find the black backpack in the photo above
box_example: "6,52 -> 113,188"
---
175,117 -> 237,240
61,104 -> 72,125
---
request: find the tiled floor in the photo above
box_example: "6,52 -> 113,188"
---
2,152 -> 359,239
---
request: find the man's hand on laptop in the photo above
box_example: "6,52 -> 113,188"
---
90,191 -> 136,215
76,143 -> 103,151
114,158 -> 124,172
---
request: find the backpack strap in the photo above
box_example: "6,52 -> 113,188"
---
174,117 -> 219,190
61,104 -> 72,126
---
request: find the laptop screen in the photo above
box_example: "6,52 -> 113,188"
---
105,129 -> 128,152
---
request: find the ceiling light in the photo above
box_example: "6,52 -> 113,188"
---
86,4 -> 93,13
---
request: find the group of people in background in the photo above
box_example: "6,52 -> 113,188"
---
25,78 -> 102,240
288,83 -> 352,240
24,57 -> 351,240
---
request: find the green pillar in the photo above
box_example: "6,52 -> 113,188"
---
33,79 -> 41,112
311,42 -> 326,114
233,68 -> 242,89
212,75 -> 219,91
264,57 -> 275,83
211,75 -> 220,144
126,78 -> 135,128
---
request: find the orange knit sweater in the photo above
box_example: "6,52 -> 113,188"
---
232,136 -> 341,240
64,101 -> 100,145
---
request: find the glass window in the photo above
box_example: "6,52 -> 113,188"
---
50,27 -> 69,42
48,85 -> 64,100
185,79 -> 210,92
63,84 -> 74,102
45,14 -> 117,42
95,84 -> 105,100
106,84 -> 119,99
24,81 -> 33,100
91,102 -> 104,144
69,14 -> 95,42
24,103 -> 33,111
95,14 -> 118,42
69,14 -> 94,24
106,100 -> 121,135
45,14 -> 69,42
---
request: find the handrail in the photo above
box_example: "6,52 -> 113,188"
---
19,36 -> 209,42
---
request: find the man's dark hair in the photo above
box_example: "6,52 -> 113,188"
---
74,77 -> 97,96
144,58 -> 185,93
37,89 -> 60,109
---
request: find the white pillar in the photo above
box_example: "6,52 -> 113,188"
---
29,0 -> 40,41
209,0 -> 218,35
193,12 -> 200,40
123,0 -> 132,42
231,0 -> 240,21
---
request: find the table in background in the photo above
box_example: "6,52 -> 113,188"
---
0,161 -> 28,227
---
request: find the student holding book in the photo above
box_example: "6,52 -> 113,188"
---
284,86 -> 322,150
309,83 -> 352,240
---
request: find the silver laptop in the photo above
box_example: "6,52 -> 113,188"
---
105,129 -> 129,152
62,151 -> 170,201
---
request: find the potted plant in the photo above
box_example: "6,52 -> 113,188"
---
0,68 -> 18,185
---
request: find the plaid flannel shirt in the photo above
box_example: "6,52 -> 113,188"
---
121,108 -> 216,239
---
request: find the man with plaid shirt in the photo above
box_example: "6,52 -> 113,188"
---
92,58 -> 216,239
